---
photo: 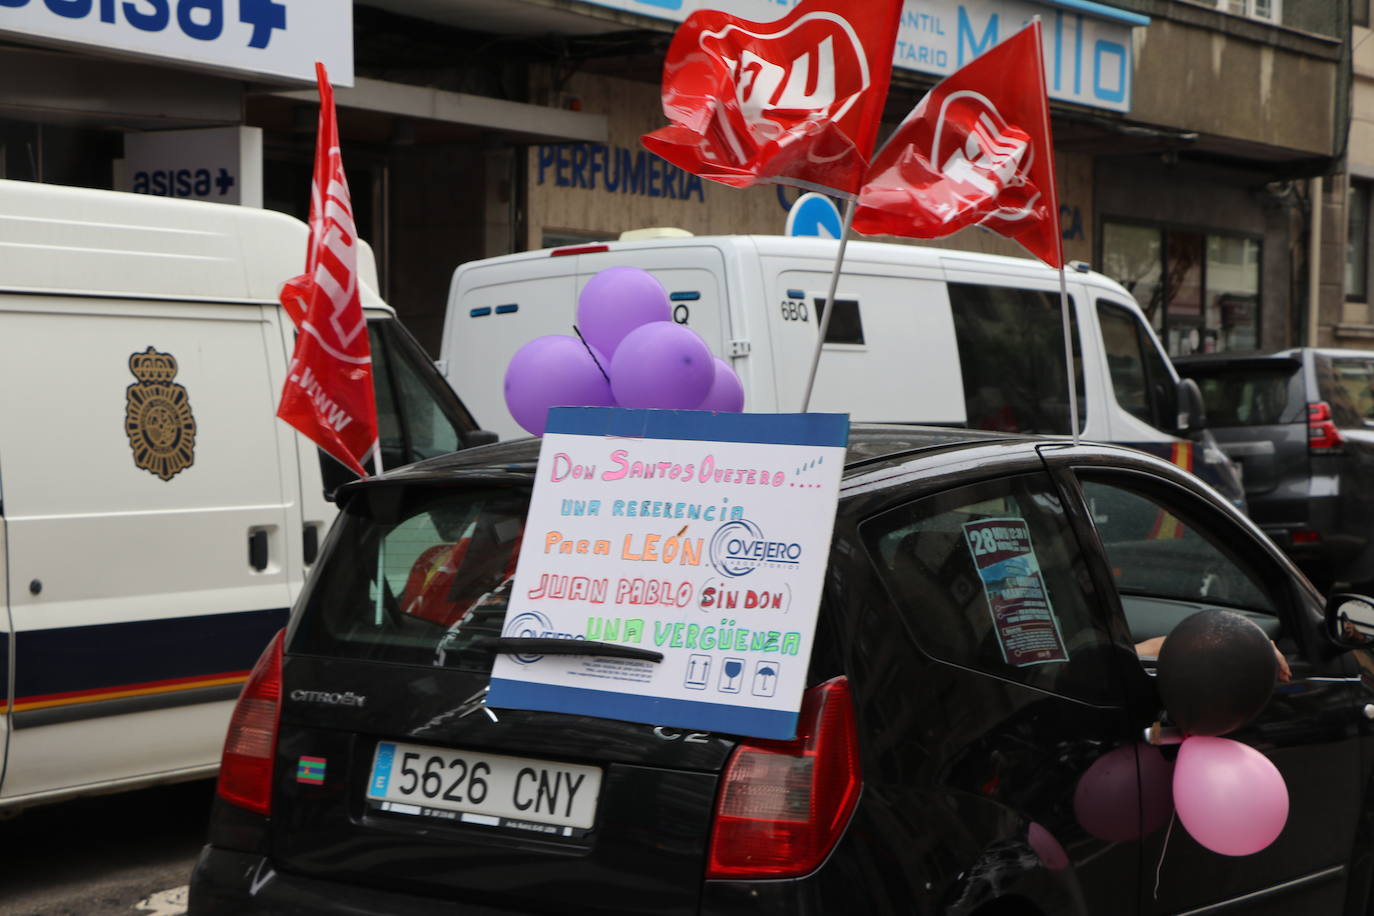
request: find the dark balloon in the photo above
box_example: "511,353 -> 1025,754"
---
1157,610 -> 1277,737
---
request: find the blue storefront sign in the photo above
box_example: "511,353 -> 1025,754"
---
572,0 -> 1147,113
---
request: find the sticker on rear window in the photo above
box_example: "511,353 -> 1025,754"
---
963,517 -> 1069,667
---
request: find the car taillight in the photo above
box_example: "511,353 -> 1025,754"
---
1308,402 -> 1344,452
707,677 -> 861,879
1292,529 -> 1322,545
216,629 -> 284,815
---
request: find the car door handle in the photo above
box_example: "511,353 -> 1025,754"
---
249,530 -> 269,571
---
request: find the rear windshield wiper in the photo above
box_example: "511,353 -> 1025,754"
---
475,637 -> 663,663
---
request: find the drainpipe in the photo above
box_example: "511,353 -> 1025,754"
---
1308,175 -> 1323,347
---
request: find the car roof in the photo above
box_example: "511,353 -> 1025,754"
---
342,424 -> 1087,499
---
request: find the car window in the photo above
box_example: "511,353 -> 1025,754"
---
1079,476 -> 1279,647
320,318 -> 480,489
862,472 -> 1120,703
1316,353 -> 1374,426
289,483 -> 529,673
1097,300 -> 1176,430
948,283 -> 1086,435
1186,364 -> 1302,427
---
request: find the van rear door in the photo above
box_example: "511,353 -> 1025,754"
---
443,255 -> 579,441
0,297 -> 294,804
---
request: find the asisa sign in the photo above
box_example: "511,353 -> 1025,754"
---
577,0 -> 1146,113
0,0 -> 353,85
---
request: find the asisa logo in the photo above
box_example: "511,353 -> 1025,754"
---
930,90 -> 1040,227
709,519 -> 802,579
701,12 -> 871,133
501,610 -> 582,664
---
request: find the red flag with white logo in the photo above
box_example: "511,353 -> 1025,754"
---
852,21 -> 1063,267
276,62 -> 378,479
641,0 -> 903,198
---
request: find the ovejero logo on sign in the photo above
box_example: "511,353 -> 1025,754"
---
709,519 -> 802,578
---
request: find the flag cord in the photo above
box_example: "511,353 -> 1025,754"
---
1058,265 -> 1080,445
801,197 -> 858,412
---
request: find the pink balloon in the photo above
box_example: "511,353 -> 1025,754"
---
1027,822 -> 1069,871
1074,743 -> 1174,843
576,266 -> 672,358
609,321 -> 714,410
696,357 -> 745,412
503,335 -> 614,437
1173,736 -> 1288,856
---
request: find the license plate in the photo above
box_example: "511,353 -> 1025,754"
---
366,741 -> 602,834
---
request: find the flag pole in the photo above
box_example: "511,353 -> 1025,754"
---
801,197 -> 857,412
1058,265 -> 1079,445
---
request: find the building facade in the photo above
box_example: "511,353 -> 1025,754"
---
0,0 -> 1349,356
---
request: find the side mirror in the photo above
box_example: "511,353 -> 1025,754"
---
1325,593 -> 1374,649
1176,378 -> 1207,435
463,429 -> 500,449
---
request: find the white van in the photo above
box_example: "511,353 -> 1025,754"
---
440,234 -> 1242,500
0,179 -> 487,811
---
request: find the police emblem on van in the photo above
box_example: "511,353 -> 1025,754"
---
124,347 -> 197,481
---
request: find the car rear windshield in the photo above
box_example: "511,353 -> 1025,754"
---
1185,364 -> 1302,427
289,482 -> 531,673
1316,354 -> 1374,426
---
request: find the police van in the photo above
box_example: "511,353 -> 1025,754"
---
440,233 -> 1243,502
0,179 -> 487,811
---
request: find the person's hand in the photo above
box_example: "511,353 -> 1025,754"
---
1272,641 -> 1292,683
1133,636 -> 1291,683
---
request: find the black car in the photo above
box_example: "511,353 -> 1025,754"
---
189,425 -> 1374,915
1176,348 -> 1374,593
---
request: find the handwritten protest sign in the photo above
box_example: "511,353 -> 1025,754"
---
487,407 -> 848,740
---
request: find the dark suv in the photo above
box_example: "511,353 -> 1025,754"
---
1176,348 -> 1374,592
189,425 -> 1374,916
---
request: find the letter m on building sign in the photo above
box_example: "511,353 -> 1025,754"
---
276,62 -> 379,478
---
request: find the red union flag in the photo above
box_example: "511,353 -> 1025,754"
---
276,62 -> 378,479
852,21 -> 1062,267
641,0 -> 902,198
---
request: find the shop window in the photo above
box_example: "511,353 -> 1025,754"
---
1348,179 -> 1371,303
1102,221 -> 1261,356
1210,0 -> 1280,22
1359,0 -> 1371,28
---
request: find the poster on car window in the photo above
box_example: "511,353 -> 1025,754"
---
487,407 -> 849,740
962,517 -> 1069,666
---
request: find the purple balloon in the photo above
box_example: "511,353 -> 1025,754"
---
696,357 -> 745,412
609,322 -> 714,410
504,335 -> 613,436
576,266 -> 672,358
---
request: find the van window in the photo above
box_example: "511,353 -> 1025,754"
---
862,472 -> 1121,704
814,297 -> 864,344
290,483 -> 529,673
320,318 -> 479,490
1098,301 -> 1177,430
948,283 -> 1085,434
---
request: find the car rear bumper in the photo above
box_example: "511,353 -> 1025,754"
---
188,847 -> 528,916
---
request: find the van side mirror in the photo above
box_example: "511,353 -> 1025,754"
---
1176,378 -> 1206,435
1326,593 -> 1374,649
463,429 -> 500,449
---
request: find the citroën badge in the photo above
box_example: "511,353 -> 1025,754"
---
124,346 -> 197,481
